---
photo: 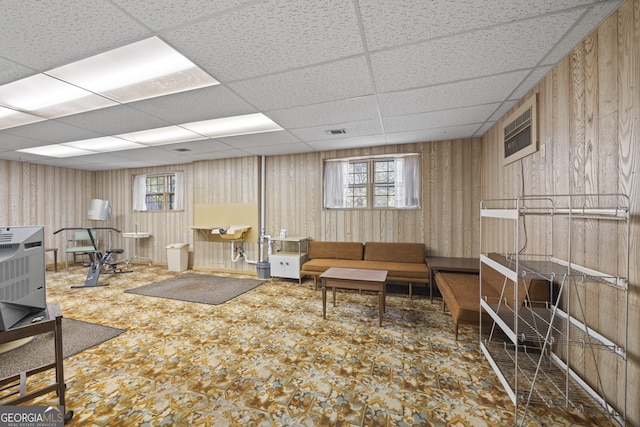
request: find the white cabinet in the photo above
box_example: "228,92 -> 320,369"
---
479,194 -> 629,426
269,236 -> 310,282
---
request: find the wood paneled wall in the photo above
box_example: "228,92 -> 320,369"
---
480,1 -> 639,423
264,140 -> 481,257
0,160 -> 94,252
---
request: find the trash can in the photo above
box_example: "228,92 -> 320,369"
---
256,261 -> 271,279
166,243 -> 189,272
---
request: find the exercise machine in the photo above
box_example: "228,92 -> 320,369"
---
53,227 -> 132,288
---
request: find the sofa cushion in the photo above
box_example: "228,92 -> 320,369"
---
363,242 -> 425,263
356,260 -> 428,280
308,241 -> 363,260
300,258 -> 365,273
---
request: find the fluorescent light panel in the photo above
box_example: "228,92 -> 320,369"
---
182,113 -> 283,138
62,136 -> 144,152
0,37 -> 219,127
18,145 -> 93,158
0,106 -> 46,130
118,125 -> 206,146
17,113 -> 283,158
48,37 -> 219,103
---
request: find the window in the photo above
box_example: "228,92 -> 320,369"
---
324,154 -> 420,210
133,172 -> 184,211
145,174 -> 175,211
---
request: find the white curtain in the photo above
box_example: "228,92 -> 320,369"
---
323,161 -> 348,208
132,174 -> 148,211
174,171 -> 184,211
395,156 -> 420,208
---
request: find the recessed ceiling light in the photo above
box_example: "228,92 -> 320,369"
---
0,74 -> 117,119
0,37 -> 219,126
47,37 -> 219,103
118,125 -> 206,146
62,136 -> 144,152
17,144 -> 93,158
15,113 -> 283,159
182,113 -> 283,138
0,106 -> 46,130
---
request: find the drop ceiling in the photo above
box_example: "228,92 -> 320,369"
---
0,0 -> 622,171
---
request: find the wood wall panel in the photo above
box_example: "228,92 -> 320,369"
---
480,2 -> 639,423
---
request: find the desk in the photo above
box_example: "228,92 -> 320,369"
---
123,232 -> 152,265
45,247 -> 58,272
320,267 -> 388,326
426,257 -> 479,303
0,304 -> 73,422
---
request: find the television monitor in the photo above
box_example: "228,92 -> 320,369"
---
0,226 -> 47,331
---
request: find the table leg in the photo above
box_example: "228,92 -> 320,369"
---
378,291 -> 383,326
322,281 -> 327,319
430,270 -> 435,303
382,283 -> 386,313
332,287 -> 337,307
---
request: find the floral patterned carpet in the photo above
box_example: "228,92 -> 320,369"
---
11,264 -> 613,426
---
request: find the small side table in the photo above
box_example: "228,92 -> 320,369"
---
0,304 -> 73,422
45,247 -> 58,272
122,232 -> 152,265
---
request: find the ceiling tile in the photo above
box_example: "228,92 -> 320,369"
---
542,1 -> 622,65
267,96 -> 380,129
155,139 -> 235,154
243,142 -> 315,156
0,133 -> 44,151
129,85 -> 257,124
378,71 -> 530,117
383,104 -> 500,133
217,131 -> 299,149
360,0 -> 605,51
0,58 -> 33,86
56,105 -> 172,135
162,0 -> 363,81
2,120 -> 102,144
385,125 -> 483,144
290,119 -> 383,142
0,0 -> 150,71
113,0 -> 255,31
307,134 -> 387,151
370,9 -> 585,92
229,57 -> 374,111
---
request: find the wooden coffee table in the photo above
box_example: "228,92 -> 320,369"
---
320,267 -> 388,326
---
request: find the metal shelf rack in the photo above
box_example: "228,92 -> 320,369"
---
479,194 -> 629,426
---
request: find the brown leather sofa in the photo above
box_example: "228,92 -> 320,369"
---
300,241 -> 429,298
435,253 -> 549,340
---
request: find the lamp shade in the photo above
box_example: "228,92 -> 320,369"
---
88,199 -> 110,221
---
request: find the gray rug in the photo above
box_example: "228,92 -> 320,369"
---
0,318 -> 125,379
125,273 -> 266,305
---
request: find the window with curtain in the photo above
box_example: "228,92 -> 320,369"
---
133,172 -> 184,211
323,154 -> 420,210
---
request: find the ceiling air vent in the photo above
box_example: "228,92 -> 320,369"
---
326,128 -> 346,135
503,94 -> 538,166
